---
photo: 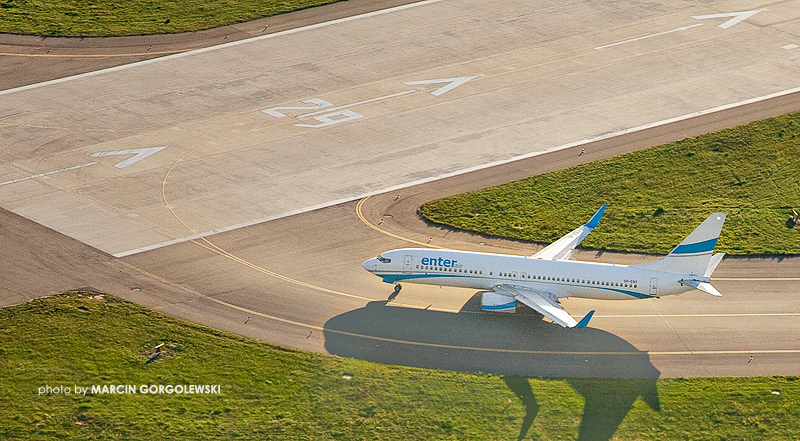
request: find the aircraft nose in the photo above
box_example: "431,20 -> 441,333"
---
362,258 -> 377,272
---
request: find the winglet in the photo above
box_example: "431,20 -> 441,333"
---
575,310 -> 595,328
531,205 -> 608,261
585,205 -> 607,229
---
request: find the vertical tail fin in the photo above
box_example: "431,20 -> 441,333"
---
634,213 -> 726,275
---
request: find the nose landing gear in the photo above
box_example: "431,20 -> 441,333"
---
388,284 -> 402,302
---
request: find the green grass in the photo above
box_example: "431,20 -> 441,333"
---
2,291 -> 799,440
0,0 -> 343,36
419,111 -> 800,255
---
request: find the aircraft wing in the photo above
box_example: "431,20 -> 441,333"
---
531,205 -> 606,260
494,284 -> 583,328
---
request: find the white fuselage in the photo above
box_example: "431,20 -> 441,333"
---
363,248 -> 698,300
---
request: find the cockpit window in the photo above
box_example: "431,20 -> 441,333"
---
377,255 -> 391,264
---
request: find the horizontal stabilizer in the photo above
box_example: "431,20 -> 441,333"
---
683,280 -> 722,297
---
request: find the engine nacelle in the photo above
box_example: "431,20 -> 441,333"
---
481,291 -> 516,313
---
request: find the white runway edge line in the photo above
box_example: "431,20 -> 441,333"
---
115,85 -> 800,258
0,0 -> 446,97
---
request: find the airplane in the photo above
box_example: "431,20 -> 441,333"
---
362,205 -> 727,328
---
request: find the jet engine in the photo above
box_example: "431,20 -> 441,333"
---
481,291 -> 516,313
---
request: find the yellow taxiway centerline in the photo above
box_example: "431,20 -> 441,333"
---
355,197 -> 444,249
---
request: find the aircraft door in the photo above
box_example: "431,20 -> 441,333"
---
649,278 -> 658,296
403,255 -> 413,274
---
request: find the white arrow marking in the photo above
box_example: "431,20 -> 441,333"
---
403,76 -> 477,96
88,146 -> 166,169
692,10 -> 760,29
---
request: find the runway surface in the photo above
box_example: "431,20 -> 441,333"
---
2,0 -> 800,377
0,0 -> 420,90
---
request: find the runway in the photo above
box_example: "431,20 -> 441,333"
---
2,0 -> 800,377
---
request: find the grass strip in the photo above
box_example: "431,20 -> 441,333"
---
0,0 -> 343,37
419,111 -> 800,255
1,291 -> 798,439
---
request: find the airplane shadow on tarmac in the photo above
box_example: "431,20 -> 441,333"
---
324,294 -> 661,441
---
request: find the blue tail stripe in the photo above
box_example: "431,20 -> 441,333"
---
672,237 -> 718,255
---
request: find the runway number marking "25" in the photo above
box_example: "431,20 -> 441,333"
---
261,93 -> 402,129
261,98 -> 363,128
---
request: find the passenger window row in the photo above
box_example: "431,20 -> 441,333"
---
414,265 -> 637,288
416,265 -> 483,275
